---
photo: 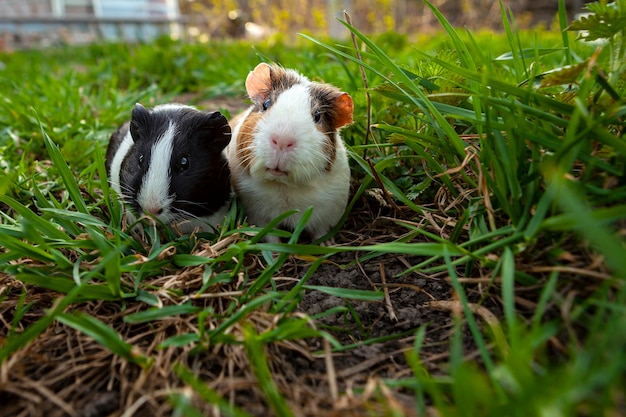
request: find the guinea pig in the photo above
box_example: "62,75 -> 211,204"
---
225,63 -> 354,244
105,103 -> 232,234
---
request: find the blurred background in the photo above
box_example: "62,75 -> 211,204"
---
0,0 -> 586,50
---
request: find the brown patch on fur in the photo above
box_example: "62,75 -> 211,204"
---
310,83 -> 354,172
332,93 -> 354,128
268,65 -> 302,97
310,84 -> 354,129
321,132 -> 337,172
235,111 -> 262,174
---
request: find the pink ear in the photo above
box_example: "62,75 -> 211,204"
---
245,63 -> 272,102
333,92 -> 354,128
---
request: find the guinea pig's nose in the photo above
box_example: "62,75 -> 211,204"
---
270,135 -> 295,151
145,206 -> 163,216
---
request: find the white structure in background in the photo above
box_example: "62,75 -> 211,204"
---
91,0 -> 181,40
0,0 -> 181,48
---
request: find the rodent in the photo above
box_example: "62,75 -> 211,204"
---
105,103 -> 232,234
225,63 -> 354,243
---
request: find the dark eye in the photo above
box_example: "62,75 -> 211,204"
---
313,110 -> 322,123
262,99 -> 271,111
179,155 -> 190,171
138,154 -> 144,167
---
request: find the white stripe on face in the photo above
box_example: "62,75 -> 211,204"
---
137,122 -> 176,216
109,130 -> 134,196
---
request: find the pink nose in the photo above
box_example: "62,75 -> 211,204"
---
270,135 -> 296,151
144,206 -> 163,216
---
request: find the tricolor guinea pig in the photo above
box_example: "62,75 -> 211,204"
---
225,63 -> 354,244
105,103 -> 232,234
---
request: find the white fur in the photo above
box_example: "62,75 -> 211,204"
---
252,84 -> 330,184
109,130 -> 133,198
152,103 -> 196,113
138,122 -> 176,219
235,145 -> 349,241
227,83 -> 350,242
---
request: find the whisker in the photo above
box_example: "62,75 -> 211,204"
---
174,199 -> 208,209
235,151 -> 256,166
107,181 -> 134,201
237,152 -> 255,164
171,207 -> 200,222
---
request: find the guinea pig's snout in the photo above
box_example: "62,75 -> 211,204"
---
142,203 -> 164,216
270,134 -> 296,152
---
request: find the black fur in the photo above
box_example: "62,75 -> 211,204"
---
105,103 -> 232,219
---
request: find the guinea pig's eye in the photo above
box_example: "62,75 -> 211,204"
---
138,154 -> 144,167
313,110 -> 322,123
178,156 -> 190,172
262,99 -> 271,111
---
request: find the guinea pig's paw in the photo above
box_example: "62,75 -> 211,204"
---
263,234 -> 282,244
318,237 -> 336,247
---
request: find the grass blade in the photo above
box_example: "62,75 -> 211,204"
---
123,303 -> 203,324
558,0 -> 572,65
303,285 -> 384,301
0,195 -> 71,241
443,247 -> 498,381
57,311 -> 150,367
40,123 -> 89,214
175,364 -> 253,417
17,273 -> 120,300
500,247 -> 518,349
243,324 -> 295,417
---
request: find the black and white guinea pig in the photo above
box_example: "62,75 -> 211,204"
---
105,103 -> 232,234
224,63 -> 354,244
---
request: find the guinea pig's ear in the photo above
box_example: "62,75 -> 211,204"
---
130,103 -> 150,140
332,93 -> 354,128
245,63 -> 272,103
198,111 -> 232,151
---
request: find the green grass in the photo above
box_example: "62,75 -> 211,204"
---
1,1 -> 625,416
